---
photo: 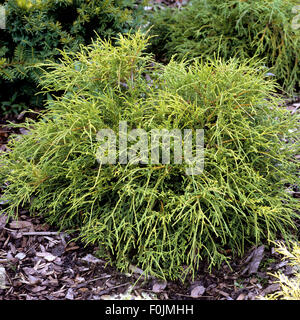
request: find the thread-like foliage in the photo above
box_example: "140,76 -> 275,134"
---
149,0 -> 300,93
0,33 -> 299,280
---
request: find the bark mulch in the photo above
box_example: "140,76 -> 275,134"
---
0,96 -> 299,300
0,209 -> 298,301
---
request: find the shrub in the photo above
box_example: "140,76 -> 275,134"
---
0,33 -> 299,280
0,0 -> 145,113
149,0 -> 300,93
260,241 -> 300,300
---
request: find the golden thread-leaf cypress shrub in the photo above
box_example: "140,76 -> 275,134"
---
0,33 -> 299,280
149,0 -> 300,93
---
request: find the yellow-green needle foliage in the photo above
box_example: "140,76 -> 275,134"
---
149,0 -> 300,93
0,32 -> 299,280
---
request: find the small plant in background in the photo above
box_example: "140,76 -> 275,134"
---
260,241 -> 300,300
148,0 -> 300,93
0,0 -> 146,113
0,33 -> 299,280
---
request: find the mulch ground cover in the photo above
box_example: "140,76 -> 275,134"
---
0,94 -> 299,300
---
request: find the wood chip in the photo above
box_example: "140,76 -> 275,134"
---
152,281 -> 167,293
31,285 -> 47,293
22,231 -> 60,236
15,252 -> 26,260
236,293 -> 246,300
0,214 -> 8,230
129,264 -> 145,275
65,288 -> 74,300
216,289 -> 230,297
248,245 -> 265,274
44,254 -> 57,262
65,245 -> 79,252
242,245 -> 265,275
27,275 -> 40,285
81,254 -> 104,264
36,251 -> 56,261
190,285 -> 206,298
262,283 -> 280,295
9,220 -> 33,230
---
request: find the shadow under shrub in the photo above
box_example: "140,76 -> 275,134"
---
0,0 -> 145,114
149,0 -> 300,93
0,33 -> 299,280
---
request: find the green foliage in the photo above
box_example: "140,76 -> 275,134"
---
149,0 -> 300,93
0,0 -> 146,113
0,33 -> 299,280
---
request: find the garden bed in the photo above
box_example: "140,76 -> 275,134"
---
0,95 -> 299,300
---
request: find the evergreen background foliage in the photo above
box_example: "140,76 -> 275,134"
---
149,0 -> 300,93
0,33 -> 299,280
0,0 -> 146,114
